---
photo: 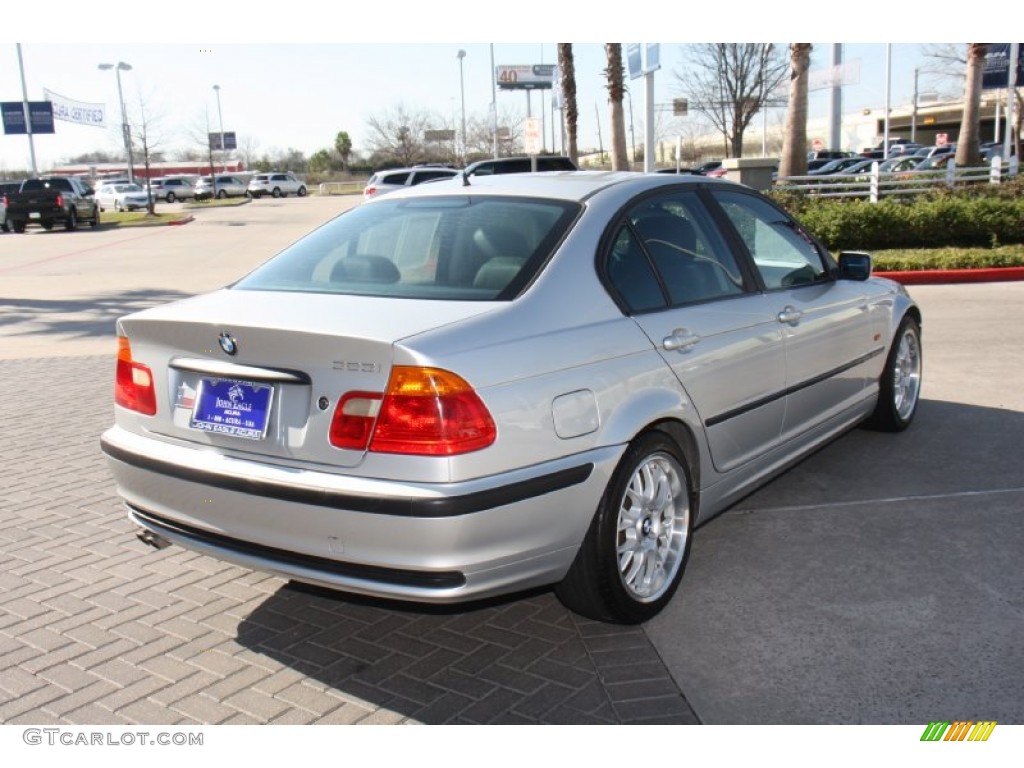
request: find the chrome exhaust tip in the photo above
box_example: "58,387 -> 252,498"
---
137,529 -> 172,550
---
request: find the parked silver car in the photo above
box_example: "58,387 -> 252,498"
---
150,177 -> 196,203
194,175 -> 249,200
101,172 -> 922,624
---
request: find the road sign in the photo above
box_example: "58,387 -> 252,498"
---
208,131 -> 237,151
523,117 -> 542,155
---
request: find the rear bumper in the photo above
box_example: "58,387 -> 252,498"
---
101,426 -> 620,603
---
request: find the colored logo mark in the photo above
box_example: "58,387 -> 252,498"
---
920,721 -> 997,742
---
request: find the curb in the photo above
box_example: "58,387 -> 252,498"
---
876,267 -> 1024,285
167,215 -> 194,226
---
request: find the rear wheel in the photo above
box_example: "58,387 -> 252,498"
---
271,187 -> 281,198
556,431 -> 695,624
297,186 -> 307,197
91,207 -> 100,228
868,315 -> 922,432
13,221 -> 26,233
64,210 -> 78,231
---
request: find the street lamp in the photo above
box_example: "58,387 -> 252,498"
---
456,50 -> 467,163
98,61 -> 135,183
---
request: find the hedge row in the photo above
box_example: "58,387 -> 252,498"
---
769,183 -> 1024,251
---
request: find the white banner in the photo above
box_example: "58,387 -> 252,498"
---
42,88 -> 107,128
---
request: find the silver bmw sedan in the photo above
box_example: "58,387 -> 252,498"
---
101,170 -> 921,624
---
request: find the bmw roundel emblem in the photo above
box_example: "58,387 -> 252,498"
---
218,332 -> 237,356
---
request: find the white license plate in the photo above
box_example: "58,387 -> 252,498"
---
29,212 -> 40,219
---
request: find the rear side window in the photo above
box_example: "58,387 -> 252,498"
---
381,172 -> 411,185
235,195 -> 580,301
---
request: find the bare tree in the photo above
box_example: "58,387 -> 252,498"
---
779,44 -> 813,178
605,44 -> 630,170
558,44 -> 579,164
126,89 -> 167,215
364,104 -> 438,167
675,44 -> 787,158
956,44 -> 989,167
466,105 -> 525,159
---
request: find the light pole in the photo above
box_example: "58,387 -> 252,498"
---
213,85 -> 226,168
213,84 -> 226,196
456,50 -> 467,164
98,61 -> 135,183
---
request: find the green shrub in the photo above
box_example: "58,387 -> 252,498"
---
767,186 -> 1024,251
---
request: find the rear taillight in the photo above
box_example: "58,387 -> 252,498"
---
365,187 -> 376,197
56,193 -> 64,208
329,367 -> 496,456
114,336 -> 157,415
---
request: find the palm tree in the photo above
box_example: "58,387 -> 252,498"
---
605,44 -> 630,171
779,44 -> 812,178
558,44 -> 579,164
955,44 -> 988,167
334,131 -> 352,172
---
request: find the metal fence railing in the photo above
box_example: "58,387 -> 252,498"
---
774,157 -> 1020,202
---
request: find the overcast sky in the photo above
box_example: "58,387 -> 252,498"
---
1,5 -> 980,172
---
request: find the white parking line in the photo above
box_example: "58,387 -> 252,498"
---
734,486 -> 1024,515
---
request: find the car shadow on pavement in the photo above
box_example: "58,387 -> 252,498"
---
233,580 -> 699,725
0,290 -> 193,343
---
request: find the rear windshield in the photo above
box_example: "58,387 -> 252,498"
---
234,195 -> 580,301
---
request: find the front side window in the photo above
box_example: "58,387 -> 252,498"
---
711,190 -> 829,290
234,196 -> 580,301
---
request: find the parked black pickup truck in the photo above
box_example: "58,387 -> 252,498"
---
4,177 -> 101,232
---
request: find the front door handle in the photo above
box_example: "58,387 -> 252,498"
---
777,305 -> 803,325
663,328 -> 701,351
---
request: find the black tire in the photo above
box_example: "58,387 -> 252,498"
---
271,187 -> 281,198
91,207 -> 100,228
867,315 -> 922,432
64,210 -> 78,231
217,190 -> 227,199
13,221 -> 26,233
297,186 -> 307,197
555,431 -> 696,624
166,192 -> 176,203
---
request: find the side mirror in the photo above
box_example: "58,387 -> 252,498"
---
838,251 -> 872,281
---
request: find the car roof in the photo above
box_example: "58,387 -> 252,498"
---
362,169 -> 731,205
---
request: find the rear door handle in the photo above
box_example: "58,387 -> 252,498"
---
777,305 -> 803,325
662,328 -> 701,351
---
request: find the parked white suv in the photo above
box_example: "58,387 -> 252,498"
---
362,165 -> 460,200
247,172 -> 307,198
